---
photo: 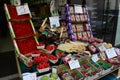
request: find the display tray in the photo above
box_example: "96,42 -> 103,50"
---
19,57 -> 120,80
19,60 -> 37,73
4,4 -> 31,21
19,60 -> 51,75
9,21 -> 35,39
15,37 -> 38,55
18,58 -> 64,77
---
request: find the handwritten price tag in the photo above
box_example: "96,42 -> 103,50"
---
49,16 -> 60,28
23,73 -> 37,80
105,48 -> 117,59
68,60 -> 80,70
74,5 -> 83,13
92,54 -> 100,62
16,4 -> 30,15
52,67 -> 57,73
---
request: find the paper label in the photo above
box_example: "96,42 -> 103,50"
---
52,67 -> 57,73
68,60 -> 80,70
49,16 -> 60,28
16,4 -> 30,15
105,48 -> 117,59
92,54 -> 100,62
23,73 -> 37,80
74,5 -> 83,13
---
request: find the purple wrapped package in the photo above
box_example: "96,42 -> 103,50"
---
77,32 -> 82,40
84,15 -> 88,21
80,15 -> 85,22
73,33 -> 77,40
71,25 -> 76,32
75,15 -> 81,22
76,24 -> 84,32
69,6 -> 74,14
70,15 -> 76,22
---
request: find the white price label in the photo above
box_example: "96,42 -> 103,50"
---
105,48 -> 117,59
52,67 -> 57,73
68,60 -> 80,70
16,4 -> 30,15
74,5 -> 83,13
92,54 -> 100,62
23,73 -> 37,80
49,16 -> 60,28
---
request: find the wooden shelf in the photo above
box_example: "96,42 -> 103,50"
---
95,67 -> 120,80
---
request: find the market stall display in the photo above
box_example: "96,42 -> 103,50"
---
63,3 -> 93,41
4,0 -> 120,80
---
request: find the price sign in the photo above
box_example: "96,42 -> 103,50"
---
16,4 -> 30,15
74,5 -> 83,13
49,16 -> 60,28
68,60 -> 80,70
92,54 -> 100,62
23,73 -> 37,80
52,67 -> 57,73
105,48 -> 117,59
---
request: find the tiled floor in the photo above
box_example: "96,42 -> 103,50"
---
0,29 -> 18,79
0,51 -> 18,79
0,51 -> 18,77
0,74 -> 19,80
